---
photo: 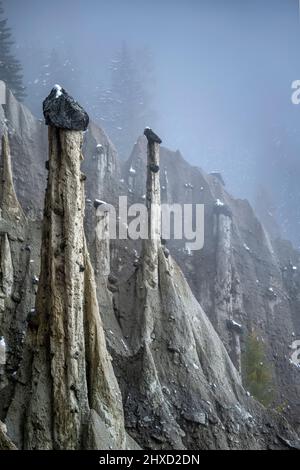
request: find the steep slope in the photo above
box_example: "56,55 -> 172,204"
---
121,136 -> 300,429
0,80 -> 120,219
0,421 -> 16,450
0,131 -> 39,425
0,85 -> 299,449
1,88 -> 131,450
108,129 -> 299,449
0,81 -> 47,218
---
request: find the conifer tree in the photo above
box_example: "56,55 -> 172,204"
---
99,43 -> 155,159
0,1 -> 25,100
26,48 -> 81,117
243,332 -> 274,407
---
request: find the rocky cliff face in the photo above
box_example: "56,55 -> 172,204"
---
0,81 -> 119,220
122,137 -> 300,431
1,88 -> 133,450
104,130 -> 299,450
0,86 -> 299,449
0,130 -> 38,428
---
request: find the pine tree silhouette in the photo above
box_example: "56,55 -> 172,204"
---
0,1 -> 26,101
99,43 -> 156,159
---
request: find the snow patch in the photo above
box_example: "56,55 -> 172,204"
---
53,84 -> 62,99
215,199 -> 224,207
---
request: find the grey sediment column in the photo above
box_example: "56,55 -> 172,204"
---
24,86 -> 125,450
142,127 -> 162,287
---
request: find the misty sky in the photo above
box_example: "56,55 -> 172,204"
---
4,0 -> 300,243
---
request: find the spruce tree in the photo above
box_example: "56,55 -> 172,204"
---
243,332 -> 274,407
99,43 -> 155,159
26,48 -> 81,118
0,1 -> 26,101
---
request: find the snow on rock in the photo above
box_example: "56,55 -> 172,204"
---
94,199 -> 107,209
289,358 -> 300,370
215,198 -> 224,207
267,286 -> 277,299
227,319 -> 243,333
53,84 -> 62,99
0,337 -> 6,365
185,246 -> 192,256
43,86 -> 89,131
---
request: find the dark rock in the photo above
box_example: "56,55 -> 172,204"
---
93,199 -> 106,209
214,201 -> 232,218
27,309 -> 39,329
210,171 -> 225,186
108,284 -> 118,293
108,274 -> 118,285
277,435 -> 300,450
183,411 -> 207,426
43,86 -> 89,131
149,163 -> 160,173
12,292 -> 21,304
167,344 -> 181,354
144,127 -> 162,144
226,319 -> 243,334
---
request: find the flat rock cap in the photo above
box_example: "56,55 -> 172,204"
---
144,127 -> 162,144
43,85 -> 89,131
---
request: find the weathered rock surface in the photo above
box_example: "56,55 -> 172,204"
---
0,86 -> 299,449
6,121 -> 126,449
0,420 -> 16,450
0,131 -> 37,432
120,137 -> 300,431
0,81 -> 47,220
43,86 -> 89,131
115,246 -> 300,449
110,132 -> 300,449
0,82 -> 117,220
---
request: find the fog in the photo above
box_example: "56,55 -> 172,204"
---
4,0 -> 300,246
